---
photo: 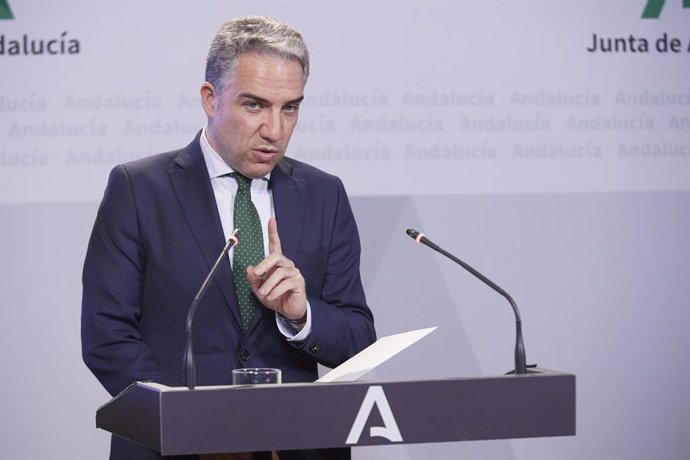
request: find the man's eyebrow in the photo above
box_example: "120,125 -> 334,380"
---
237,93 -> 270,104
287,96 -> 305,105
237,93 -> 304,106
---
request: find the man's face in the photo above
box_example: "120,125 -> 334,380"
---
202,53 -> 305,179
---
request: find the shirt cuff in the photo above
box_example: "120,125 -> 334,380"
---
276,302 -> 312,342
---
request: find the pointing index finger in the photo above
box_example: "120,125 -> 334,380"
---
268,218 -> 282,255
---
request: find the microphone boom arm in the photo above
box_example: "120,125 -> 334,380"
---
183,230 -> 239,389
406,228 -> 528,374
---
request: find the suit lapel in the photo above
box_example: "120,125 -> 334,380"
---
270,159 -> 305,262
244,159 -> 305,334
168,134 -> 243,329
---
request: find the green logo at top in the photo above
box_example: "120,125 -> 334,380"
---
0,0 -> 685,21
0,0 -> 14,20
642,0 -> 690,18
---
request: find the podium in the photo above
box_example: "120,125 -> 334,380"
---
96,368 -> 575,455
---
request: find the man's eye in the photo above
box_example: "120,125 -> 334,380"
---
284,105 -> 300,113
245,102 -> 261,110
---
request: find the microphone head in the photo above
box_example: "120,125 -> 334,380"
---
405,228 -> 420,239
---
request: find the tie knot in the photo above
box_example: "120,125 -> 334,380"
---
232,173 -> 252,191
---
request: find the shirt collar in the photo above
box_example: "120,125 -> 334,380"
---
199,124 -> 271,181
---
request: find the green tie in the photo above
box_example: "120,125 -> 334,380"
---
231,173 -> 265,331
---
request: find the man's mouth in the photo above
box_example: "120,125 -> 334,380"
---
253,148 -> 279,162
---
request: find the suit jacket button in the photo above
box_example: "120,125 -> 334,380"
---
309,343 -> 321,354
240,349 -> 251,361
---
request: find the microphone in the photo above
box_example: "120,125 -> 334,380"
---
405,228 -> 528,374
183,229 -> 239,389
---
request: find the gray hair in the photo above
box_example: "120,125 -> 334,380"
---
205,16 -> 310,94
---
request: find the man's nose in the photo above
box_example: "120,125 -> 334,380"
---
260,110 -> 283,142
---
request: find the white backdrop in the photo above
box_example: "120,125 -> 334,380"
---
2,1 -> 689,459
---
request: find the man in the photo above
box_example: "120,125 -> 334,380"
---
81,16 -> 376,460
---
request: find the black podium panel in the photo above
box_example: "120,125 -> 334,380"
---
96,368 -> 575,455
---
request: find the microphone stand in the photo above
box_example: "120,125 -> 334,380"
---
406,228 -> 529,374
183,230 -> 238,389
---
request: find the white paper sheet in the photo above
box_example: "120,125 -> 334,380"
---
315,327 -> 437,383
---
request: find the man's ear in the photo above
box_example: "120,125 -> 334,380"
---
200,82 -> 216,118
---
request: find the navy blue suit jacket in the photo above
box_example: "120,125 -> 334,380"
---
81,133 -> 375,458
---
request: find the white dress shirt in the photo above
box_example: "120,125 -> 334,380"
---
199,125 -> 311,340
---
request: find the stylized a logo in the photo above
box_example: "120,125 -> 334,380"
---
0,0 -> 13,20
642,0 -> 690,18
346,386 -> 403,445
